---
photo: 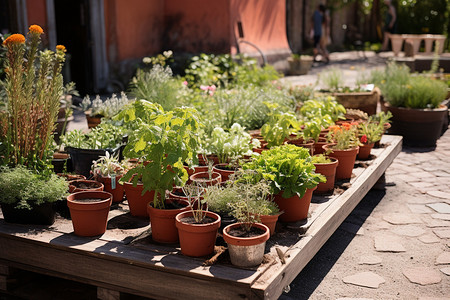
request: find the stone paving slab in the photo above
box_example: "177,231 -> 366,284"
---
440,267 -> 450,276
358,255 -> 382,265
435,252 -> 450,265
383,213 -> 423,225
391,225 -> 426,237
430,214 -> 450,221
374,235 -> 406,252
433,228 -> 450,239
342,272 -> 385,289
427,191 -> 450,200
402,267 -> 442,285
407,204 -> 434,214
419,234 -> 441,244
427,203 -> 450,214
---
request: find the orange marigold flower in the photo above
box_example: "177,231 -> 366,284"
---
328,125 -> 341,133
29,25 -> 44,34
2,34 -> 26,46
341,123 -> 352,130
56,45 -> 66,52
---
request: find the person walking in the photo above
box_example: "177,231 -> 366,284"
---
381,0 -> 397,51
311,4 -> 330,63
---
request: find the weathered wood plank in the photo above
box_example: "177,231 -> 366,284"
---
97,287 -> 121,300
251,135 -> 402,299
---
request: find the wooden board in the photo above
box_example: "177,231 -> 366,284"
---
0,135 -> 402,300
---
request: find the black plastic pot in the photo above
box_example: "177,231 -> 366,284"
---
1,202 -> 56,225
66,146 -> 121,178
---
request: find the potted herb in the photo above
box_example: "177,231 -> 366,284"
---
0,166 -> 68,225
81,92 -> 130,128
115,100 -> 200,243
202,183 -> 239,232
260,107 -> 299,149
242,145 -> 325,222
324,123 -> 361,180
61,123 -> 125,177
175,184 -> 221,257
287,54 -> 314,75
92,152 -> 125,203
311,154 -> 339,194
67,190 -> 113,236
357,121 -> 383,159
374,62 -> 448,146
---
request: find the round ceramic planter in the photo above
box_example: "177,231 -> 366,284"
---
259,213 -> 281,236
95,174 -> 124,203
189,171 -> 222,187
313,157 -> 339,194
175,211 -> 221,257
313,137 -> 328,155
222,223 -> 270,267
147,199 -> 190,244
382,102 -> 447,147
123,181 -> 155,217
323,145 -> 359,180
273,188 -> 316,222
67,191 -> 112,237
212,164 -> 238,182
357,143 -> 375,160
68,179 -> 104,193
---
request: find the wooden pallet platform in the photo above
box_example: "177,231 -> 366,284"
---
0,135 -> 402,300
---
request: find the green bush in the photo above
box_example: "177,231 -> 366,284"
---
0,166 -> 68,209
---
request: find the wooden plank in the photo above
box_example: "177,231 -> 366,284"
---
251,135 -> 402,299
97,287 -> 121,300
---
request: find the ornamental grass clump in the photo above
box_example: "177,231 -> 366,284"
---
1,25 -> 66,173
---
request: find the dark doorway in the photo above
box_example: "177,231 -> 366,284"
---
0,0 -> 18,34
54,0 -> 94,94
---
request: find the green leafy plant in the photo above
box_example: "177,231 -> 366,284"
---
357,121 -> 383,144
326,123 -> 361,150
202,183 -> 240,216
91,152 -> 125,177
61,123 -> 125,150
114,100 -> 201,209
261,104 -> 299,148
0,165 -> 68,209
311,154 -> 332,164
242,144 -> 325,199
299,96 -> 346,124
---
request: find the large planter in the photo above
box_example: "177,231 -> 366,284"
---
287,57 -> 313,75
94,174 -> 124,203
67,191 -> 112,237
323,145 -> 359,180
334,89 -> 379,116
147,199 -> 190,244
381,101 -> 447,147
175,211 -> 221,257
66,146 -> 121,178
1,202 -> 56,225
273,188 -> 316,222
222,222 -> 270,267
313,157 -> 339,194
123,181 -> 155,217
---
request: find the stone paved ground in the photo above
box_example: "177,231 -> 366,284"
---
281,127 -> 450,299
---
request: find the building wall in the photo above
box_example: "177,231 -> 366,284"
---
163,0 -> 231,53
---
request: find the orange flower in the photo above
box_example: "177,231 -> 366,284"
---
29,25 -> 44,34
328,125 -> 341,133
2,34 -> 26,46
56,45 -> 66,52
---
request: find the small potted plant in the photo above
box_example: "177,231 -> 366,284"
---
0,166 -> 68,225
61,123 -> 125,177
287,54 -> 314,75
81,92 -> 130,128
175,184 -> 221,257
92,152 -> 125,203
68,179 -> 103,193
260,107 -> 299,149
242,144 -> 325,222
311,154 -> 339,194
324,122 -> 361,180
202,183 -> 239,232
357,121 -> 383,159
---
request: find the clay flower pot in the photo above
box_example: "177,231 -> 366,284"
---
323,144 -> 359,180
175,211 -> 221,257
313,157 -> 339,194
147,198 -> 190,244
212,163 -> 238,182
94,174 -> 124,203
123,181 -> 155,217
274,187 -> 316,222
313,137 -> 328,155
68,179 -> 104,193
222,222 -> 270,267
357,143 -> 375,160
259,213 -> 282,236
67,191 -> 112,237
189,171 -> 222,187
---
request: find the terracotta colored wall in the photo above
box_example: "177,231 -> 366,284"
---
104,0 -> 164,62
26,0 -> 47,30
230,0 -> 290,55
164,0 -> 231,53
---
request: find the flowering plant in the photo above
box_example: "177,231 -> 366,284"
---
81,92 -> 130,119
357,121 -> 383,144
326,122 -> 361,150
204,123 -> 260,163
0,25 -> 66,173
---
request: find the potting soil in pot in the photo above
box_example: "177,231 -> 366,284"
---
227,226 -> 266,238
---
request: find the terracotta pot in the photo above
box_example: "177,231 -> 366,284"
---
68,179 -> 104,193
313,157 -> 339,194
85,113 -> 102,129
323,144 -> 359,180
168,187 -> 205,210
67,191 -> 112,237
274,187 -> 316,222
197,154 -> 219,166
57,173 -> 86,181
357,143 -> 375,160
259,213 -> 281,236
313,137 -> 328,155
287,138 -> 314,155
147,199 -> 190,244
123,181 -> 155,217
222,222 -> 270,267
94,174 -> 124,203
212,163 -> 238,182
175,211 -> 221,257
189,171 -> 222,187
